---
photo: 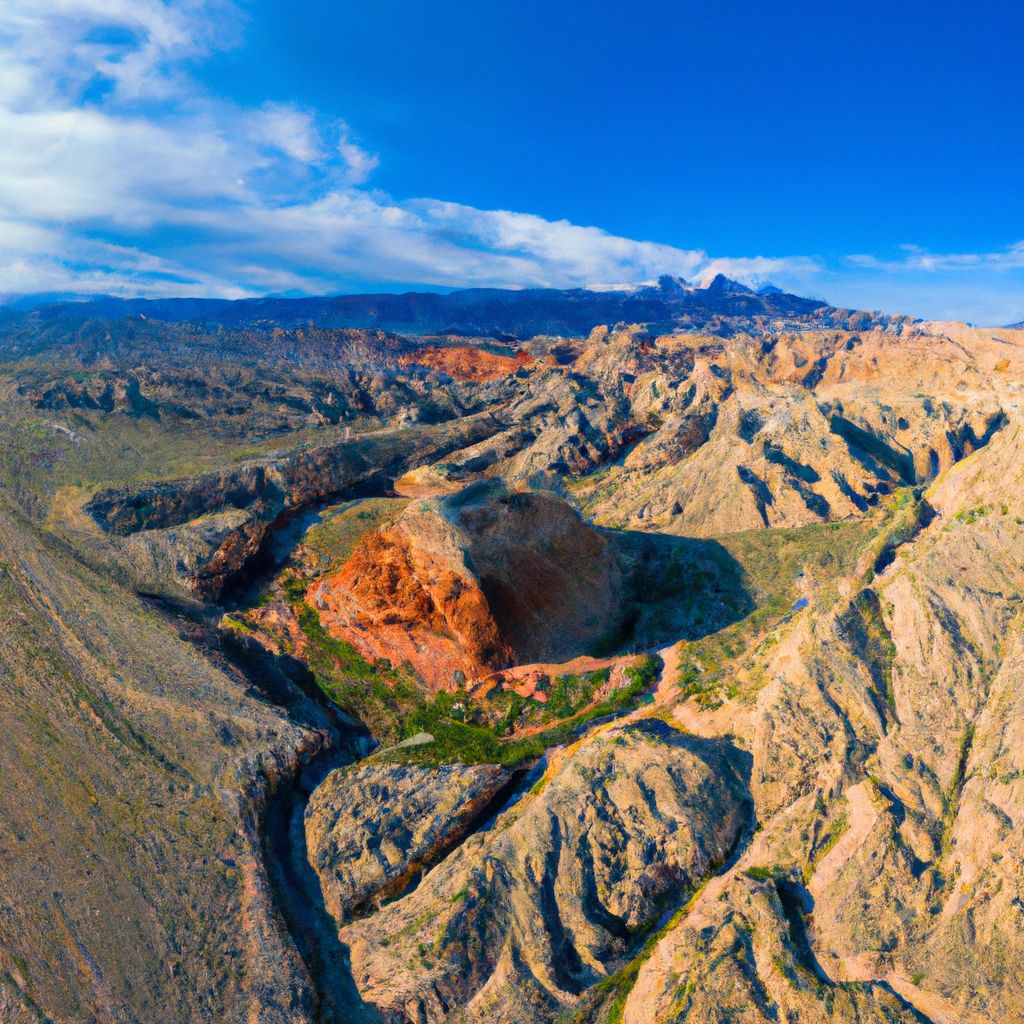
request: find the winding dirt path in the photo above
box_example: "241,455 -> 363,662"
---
806,781 -> 877,902
803,783 -> 985,1024
827,954 -> 965,1024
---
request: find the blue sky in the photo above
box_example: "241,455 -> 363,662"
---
1,0 -> 1022,324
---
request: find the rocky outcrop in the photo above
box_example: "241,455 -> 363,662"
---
305,763 -> 511,923
122,506 -> 271,600
83,413 -> 506,598
85,413 -> 506,536
376,324 -> 1011,541
308,504 -> 512,688
565,326 -> 1010,536
308,484 -> 623,688
622,871 -> 919,1024
341,720 -> 750,1024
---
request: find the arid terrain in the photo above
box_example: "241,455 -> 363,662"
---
1,276 -> 1023,1024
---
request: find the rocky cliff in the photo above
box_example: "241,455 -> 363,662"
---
308,485 -> 623,689
305,763 -> 512,923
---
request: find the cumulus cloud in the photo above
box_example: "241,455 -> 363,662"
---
0,0 -> 822,301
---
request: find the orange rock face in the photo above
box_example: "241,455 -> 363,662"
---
401,345 -> 532,382
308,519 -> 514,690
242,598 -> 308,657
306,487 -> 622,691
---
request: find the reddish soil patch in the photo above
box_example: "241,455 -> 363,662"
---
401,345 -> 533,382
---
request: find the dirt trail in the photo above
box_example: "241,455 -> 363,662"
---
830,954 -> 968,1024
652,641 -> 680,704
886,973 -> 963,1024
803,783 -> 980,1024
807,781 -> 877,901
625,776 -> 964,1024
474,654 -> 620,692
506,644 -> 683,788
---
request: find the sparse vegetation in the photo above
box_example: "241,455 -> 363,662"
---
382,656 -> 659,768
301,497 -> 410,564
673,518 -> 875,706
804,810 -> 850,882
562,855 -> 726,1024
286,584 -> 662,767
955,504 -> 991,525
941,723 -> 976,857
495,668 -> 611,735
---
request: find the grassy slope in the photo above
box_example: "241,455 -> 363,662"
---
0,502 -> 314,1023
670,503 -> 913,707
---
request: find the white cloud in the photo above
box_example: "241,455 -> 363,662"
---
249,103 -> 326,164
695,254 -> 823,290
0,0 -> 225,105
337,122 -> 380,185
0,0 -> 822,302
845,242 -> 1024,274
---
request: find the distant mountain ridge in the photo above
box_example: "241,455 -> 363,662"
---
1,274 -> 909,339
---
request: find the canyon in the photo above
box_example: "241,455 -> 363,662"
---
1,278 -> 1023,1023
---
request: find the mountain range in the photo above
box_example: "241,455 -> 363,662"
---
1,274 -> 896,338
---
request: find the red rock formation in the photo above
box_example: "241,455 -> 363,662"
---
308,510 -> 514,689
307,487 -> 621,690
401,345 -> 533,382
